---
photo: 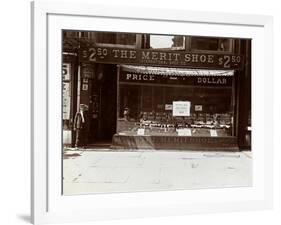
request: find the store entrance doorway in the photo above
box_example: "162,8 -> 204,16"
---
88,64 -> 117,147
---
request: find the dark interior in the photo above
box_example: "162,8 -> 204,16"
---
88,64 -> 117,144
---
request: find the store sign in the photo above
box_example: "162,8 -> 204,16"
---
62,82 -> 71,120
165,104 -> 173,110
196,77 -> 229,85
80,46 -> 244,69
81,64 -> 94,79
124,73 -> 155,81
177,128 -> 192,136
119,72 -> 232,86
210,130 -> 218,137
62,63 -> 71,81
173,101 -> 191,116
195,105 -> 203,111
137,128 -> 145,135
62,63 -> 71,120
82,84 -> 88,91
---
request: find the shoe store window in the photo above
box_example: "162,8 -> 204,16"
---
116,65 -> 235,140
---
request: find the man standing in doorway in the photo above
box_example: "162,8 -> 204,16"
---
73,104 -> 88,148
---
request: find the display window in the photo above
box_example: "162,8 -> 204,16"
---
117,65 -> 235,139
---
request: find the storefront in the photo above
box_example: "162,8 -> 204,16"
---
63,32 -> 251,151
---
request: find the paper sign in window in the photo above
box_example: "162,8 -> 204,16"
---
210,130 -> 218,137
177,128 -> 192,136
137,128 -> 145,135
172,101 -> 191,116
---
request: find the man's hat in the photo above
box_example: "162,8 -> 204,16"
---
80,104 -> 89,111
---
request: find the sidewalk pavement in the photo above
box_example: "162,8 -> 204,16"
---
63,149 -> 252,195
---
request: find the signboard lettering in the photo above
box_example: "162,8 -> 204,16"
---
119,71 -> 232,87
80,46 -> 244,69
126,73 -> 155,81
197,77 -> 227,85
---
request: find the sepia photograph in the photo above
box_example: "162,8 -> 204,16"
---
29,1 -> 275,223
62,31 -> 252,195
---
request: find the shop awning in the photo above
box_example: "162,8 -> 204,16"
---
120,65 -> 234,76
